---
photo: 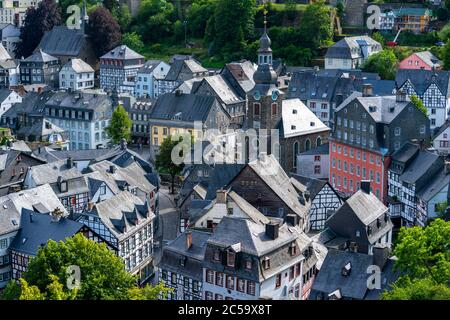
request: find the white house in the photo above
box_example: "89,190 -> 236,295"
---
296,143 -> 329,180
396,69 -> 450,130
59,58 -> 95,90
0,184 -> 67,289
0,88 -> 21,117
135,60 -> 170,98
433,120 -> 450,155
325,36 -> 382,70
0,0 -> 41,26
202,216 -> 327,300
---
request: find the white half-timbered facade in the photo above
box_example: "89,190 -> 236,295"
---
396,70 -> 450,130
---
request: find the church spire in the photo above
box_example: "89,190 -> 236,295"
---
258,10 -> 272,66
81,0 -> 89,34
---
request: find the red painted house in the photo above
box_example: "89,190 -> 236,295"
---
329,87 -> 430,203
399,51 -> 442,71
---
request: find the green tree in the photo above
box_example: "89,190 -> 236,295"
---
443,39 -> 450,70
106,105 -> 132,145
381,219 -> 450,300
1,234 -> 170,300
362,50 -> 398,80
372,32 -> 385,48
393,219 -> 450,284
135,0 -> 175,43
382,277 -> 450,300
113,4 -> 132,32
299,0 -> 333,50
186,0 -> 215,38
411,95 -> 428,118
155,135 -> 187,194
122,32 -> 144,52
436,201 -> 448,218
336,1 -> 344,19
206,0 -> 256,59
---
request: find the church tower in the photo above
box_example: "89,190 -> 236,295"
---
243,14 -> 284,163
246,14 -> 284,131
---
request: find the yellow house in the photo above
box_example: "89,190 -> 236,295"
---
148,91 -> 230,154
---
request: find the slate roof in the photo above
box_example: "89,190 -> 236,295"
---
400,150 -> 441,184
279,98 -> 329,138
159,230 -> 211,280
390,141 -> 420,164
90,191 -> 154,240
0,184 -> 67,236
88,160 -> 155,195
196,75 -> 243,105
311,249 -> 400,300
207,216 -> 301,256
62,58 -> 94,73
290,174 -> 328,200
395,69 -> 450,96
178,162 -> 244,207
417,169 -> 450,202
9,208 -> 84,256
16,118 -> 65,139
23,49 -> 58,63
45,91 -> 113,112
433,120 -> 450,139
412,51 -> 442,69
343,190 -> 388,226
248,154 -> 309,219
138,60 -> 164,74
38,26 -> 87,57
325,36 -> 381,60
221,60 -> 257,96
149,92 -> 218,123
164,58 -> 207,81
100,45 -> 144,60
337,95 -> 410,124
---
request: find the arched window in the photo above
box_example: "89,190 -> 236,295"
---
293,142 -> 299,169
305,139 -> 311,152
316,136 -> 322,147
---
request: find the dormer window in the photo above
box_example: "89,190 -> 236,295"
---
289,242 -> 297,256
262,256 -> 270,270
213,249 -> 220,262
180,256 -> 187,267
384,213 -> 389,222
245,259 -> 252,270
367,226 -> 372,235
342,262 -> 351,276
226,250 -> 235,267
377,218 -> 381,228
60,181 -> 68,193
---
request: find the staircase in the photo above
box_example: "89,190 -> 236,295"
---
343,0 -> 368,27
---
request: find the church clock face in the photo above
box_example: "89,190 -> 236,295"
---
271,90 -> 279,101
253,90 -> 261,101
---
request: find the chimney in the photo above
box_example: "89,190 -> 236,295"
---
87,202 -> 94,211
286,214 -> 299,226
265,221 -> 280,240
186,231 -> 193,249
175,89 -> 182,96
373,244 -> 390,270
110,165 -> 116,174
216,189 -> 227,204
362,84 -> 373,97
361,180 -> 371,194
445,161 -> 450,175
51,207 -> 64,223
396,89 -> 406,102
66,157 -> 74,169
120,138 -> 127,150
